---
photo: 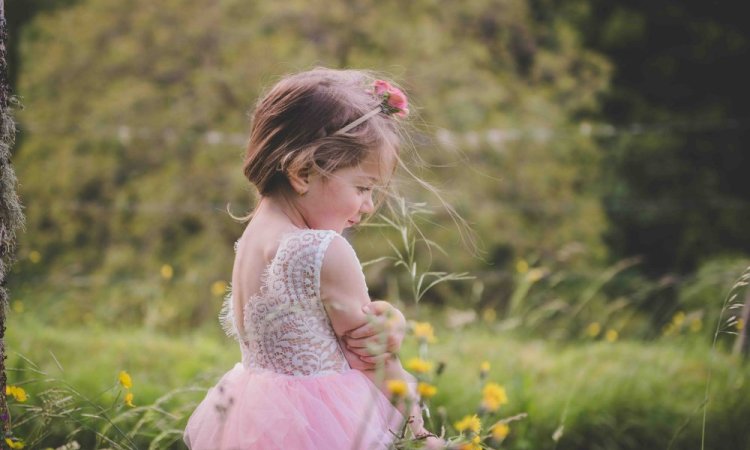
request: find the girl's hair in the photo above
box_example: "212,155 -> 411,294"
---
232,67 -> 478,252
243,67 -> 403,196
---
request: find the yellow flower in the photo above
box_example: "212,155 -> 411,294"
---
406,357 -> 433,374
491,421 -> 510,440
586,322 -> 601,338
690,319 -> 703,333
411,321 -> 437,343
481,382 -> 508,412
515,259 -> 529,274
605,329 -> 619,342
454,414 -> 481,433
482,308 -> 497,323
124,391 -> 135,407
460,435 -> 481,450
417,382 -> 437,399
5,438 -> 25,449
672,311 -> 685,326
29,250 -> 41,263
738,318 -> 745,331
480,360 -> 491,374
118,370 -> 133,389
5,385 -> 28,402
160,264 -> 174,280
211,280 -> 228,296
386,379 -> 407,398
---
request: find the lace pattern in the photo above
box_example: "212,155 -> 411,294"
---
220,229 -> 351,376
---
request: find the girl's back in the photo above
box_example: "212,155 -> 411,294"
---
185,222 -> 403,449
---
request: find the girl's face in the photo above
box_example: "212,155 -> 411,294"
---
295,149 -> 393,233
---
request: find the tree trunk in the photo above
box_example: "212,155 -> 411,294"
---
1,0 -> 26,434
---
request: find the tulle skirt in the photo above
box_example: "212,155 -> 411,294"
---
184,363 -> 404,450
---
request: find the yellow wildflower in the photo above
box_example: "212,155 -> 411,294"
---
405,357 -> 433,374
211,280 -> 228,297
386,379 -> 407,398
417,382 -> 437,399
411,321 -> 437,343
586,322 -> 601,338
672,311 -> 685,327
480,360 -> 491,374
605,329 -> 619,342
160,264 -> 174,280
738,318 -> 744,331
124,391 -> 135,407
5,438 -> 25,449
460,435 -> 481,450
118,370 -> 133,389
454,414 -> 481,433
481,382 -> 508,412
5,385 -> 28,402
482,308 -> 497,323
690,319 -> 702,333
491,421 -> 510,440
515,259 -> 529,274
29,250 -> 41,263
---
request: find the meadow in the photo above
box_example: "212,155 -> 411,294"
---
5,203 -> 750,449
5,296 -> 749,449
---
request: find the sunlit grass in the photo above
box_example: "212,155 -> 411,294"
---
6,313 -> 749,449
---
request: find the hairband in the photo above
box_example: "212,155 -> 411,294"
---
333,80 -> 409,136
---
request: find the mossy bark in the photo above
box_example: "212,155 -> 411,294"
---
1,0 -> 26,434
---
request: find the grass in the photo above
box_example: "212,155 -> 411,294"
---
407,324 -> 749,450
5,313 -> 750,449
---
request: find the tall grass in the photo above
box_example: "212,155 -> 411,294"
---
4,199 -> 749,449
700,265 -> 750,450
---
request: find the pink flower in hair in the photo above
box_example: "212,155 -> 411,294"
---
373,80 -> 409,117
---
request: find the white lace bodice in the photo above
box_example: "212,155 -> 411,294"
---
220,229 -> 352,376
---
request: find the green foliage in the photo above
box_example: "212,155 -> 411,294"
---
562,0 -> 750,274
11,0 -> 610,327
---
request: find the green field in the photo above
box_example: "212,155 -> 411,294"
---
5,312 -> 749,450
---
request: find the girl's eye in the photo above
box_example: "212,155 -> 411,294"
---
357,186 -> 373,193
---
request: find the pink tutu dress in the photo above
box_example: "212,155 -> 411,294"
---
184,229 -> 404,450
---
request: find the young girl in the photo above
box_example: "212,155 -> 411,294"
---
184,68 -> 440,449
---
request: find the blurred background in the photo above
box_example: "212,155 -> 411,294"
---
3,0 -> 750,449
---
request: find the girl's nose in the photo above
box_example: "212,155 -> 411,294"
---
361,193 -> 375,214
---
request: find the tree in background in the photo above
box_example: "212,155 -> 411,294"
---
9,0 -> 609,325
558,0 -> 750,275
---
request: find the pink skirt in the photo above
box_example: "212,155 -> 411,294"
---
184,363 -> 404,450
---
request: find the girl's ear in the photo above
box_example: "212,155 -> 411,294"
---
286,167 -> 309,196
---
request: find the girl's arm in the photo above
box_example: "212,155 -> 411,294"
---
320,236 -> 429,436
344,300 -> 407,364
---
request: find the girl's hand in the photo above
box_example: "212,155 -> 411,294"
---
421,435 -> 446,449
344,301 -> 406,362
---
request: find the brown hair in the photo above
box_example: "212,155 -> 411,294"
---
243,68 -> 403,196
